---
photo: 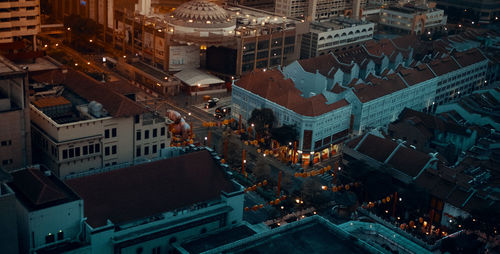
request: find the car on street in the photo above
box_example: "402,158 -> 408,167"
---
204,99 -> 217,109
214,106 -> 231,118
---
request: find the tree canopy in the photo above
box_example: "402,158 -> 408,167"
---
248,108 -> 275,134
270,124 -> 298,145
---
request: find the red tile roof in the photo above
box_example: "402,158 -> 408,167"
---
31,69 -> 147,118
427,56 -> 461,76
235,69 -> 349,117
297,54 -> 343,78
8,168 -> 78,210
33,96 -> 71,108
103,80 -> 143,96
453,48 -> 487,67
386,146 -> 432,177
352,73 -> 407,103
65,150 -> 238,228
397,64 -> 436,86
354,134 -> 398,162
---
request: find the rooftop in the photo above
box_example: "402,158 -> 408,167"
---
352,73 -> 408,103
65,150 -> 239,228
235,69 -> 349,117
174,68 -> 225,87
205,216 -> 379,254
31,69 -> 148,118
310,17 -> 372,31
180,225 -> 256,253
8,168 -> 80,211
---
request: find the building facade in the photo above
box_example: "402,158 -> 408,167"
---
0,56 -> 32,172
232,69 -> 352,165
29,69 -> 170,178
436,0 -> 500,24
300,18 -> 375,59
275,0 -> 368,22
0,0 -> 40,45
379,3 -> 447,35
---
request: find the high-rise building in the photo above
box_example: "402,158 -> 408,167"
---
0,56 -> 31,172
275,0 -> 367,22
0,0 -> 40,47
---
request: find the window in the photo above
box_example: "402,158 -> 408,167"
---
0,140 -> 11,146
152,145 -> 157,154
160,127 -> 165,136
152,247 -> 161,254
95,144 -> 100,153
69,148 -> 74,158
161,143 -> 165,149
134,115 -> 140,124
75,147 -> 80,157
144,146 -> 149,155
105,129 -> 110,139
112,145 -> 117,154
112,128 -> 117,137
136,146 -> 141,157
2,159 -> 12,165
145,130 -> 150,139
105,146 -> 110,156
153,128 -> 157,138
136,131 -> 141,140
63,150 -> 68,159
45,233 -> 55,244
57,230 -> 64,240
83,146 -> 88,155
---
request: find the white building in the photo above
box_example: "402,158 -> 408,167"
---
232,69 -> 352,165
7,167 -> 83,254
431,49 -> 489,106
379,2 -> 447,35
29,69 -> 170,178
0,0 -> 40,45
300,18 -> 375,59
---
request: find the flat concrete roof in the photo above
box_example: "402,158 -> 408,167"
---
180,225 -> 256,253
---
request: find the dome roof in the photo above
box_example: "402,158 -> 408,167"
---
171,0 -> 230,24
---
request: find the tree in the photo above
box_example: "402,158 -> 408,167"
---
253,157 -> 272,181
248,108 -> 275,136
270,124 -> 298,145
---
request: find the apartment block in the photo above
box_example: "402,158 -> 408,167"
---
0,0 -> 40,45
379,2 -> 447,35
29,69 -> 170,178
0,56 -> 31,172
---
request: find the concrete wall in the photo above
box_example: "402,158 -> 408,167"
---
0,184 -> 19,254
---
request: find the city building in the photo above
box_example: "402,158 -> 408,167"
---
0,56 -> 32,172
431,48 -> 489,107
0,170 -> 18,254
275,0 -> 368,22
379,2 -> 447,35
7,166 -> 83,254
0,0 -> 41,47
435,0 -> 500,24
436,88 -> 500,131
232,69 -> 352,165
29,68 -> 170,178
112,1 -> 303,78
345,132 -> 439,183
203,216 -> 381,253
64,148 -> 245,254
388,108 -> 477,163
300,18 -> 375,59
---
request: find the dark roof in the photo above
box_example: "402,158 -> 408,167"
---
31,69 -> 147,118
453,48 -> 487,67
397,64 -> 436,86
103,80 -> 143,96
181,225 -> 256,253
8,168 -> 80,211
387,146 -> 431,178
355,134 -> 398,162
65,150 -> 238,228
395,108 -> 472,136
235,69 -> 349,117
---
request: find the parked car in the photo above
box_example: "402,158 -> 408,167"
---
204,99 -> 217,109
214,106 -> 231,118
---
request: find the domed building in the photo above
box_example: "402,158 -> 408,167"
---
167,0 -> 236,39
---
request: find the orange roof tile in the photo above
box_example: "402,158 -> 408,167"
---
33,96 -> 71,108
235,69 -> 349,117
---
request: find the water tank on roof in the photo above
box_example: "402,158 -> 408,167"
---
89,101 -> 103,118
